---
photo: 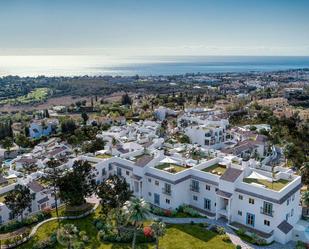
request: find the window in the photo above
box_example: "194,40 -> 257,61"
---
292,194 -> 295,201
164,183 -> 171,195
191,180 -> 199,192
166,199 -> 170,204
264,220 -> 270,226
108,164 -> 113,171
262,201 -> 273,216
126,170 -> 130,176
287,198 -> 290,206
246,213 -> 255,227
291,209 -> 294,217
155,180 -> 159,186
148,178 -> 152,183
204,199 -> 211,210
193,195 -> 198,201
239,195 -> 243,200
117,167 -> 122,176
215,188 -> 219,192
206,185 -> 211,191
148,192 -> 152,197
9,213 -> 14,220
154,193 -> 160,205
238,210 -> 242,216
102,168 -> 106,176
286,213 -> 289,221
249,198 -> 254,204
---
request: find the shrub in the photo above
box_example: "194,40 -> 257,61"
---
236,228 -> 246,236
296,241 -> 306,249
164,210 -> 172,217
236,245 -> 242,249
143,226 -> 153,237
33,237 -> 56,249
210,225 -> 225,235
182,205 -> 200,217
220,234 -> 231,243
0,211 -> 51,233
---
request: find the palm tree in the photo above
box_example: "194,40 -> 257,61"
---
151,220 -> 166,249
57,224 -> 79,249
302,191 -> 309,207
123,197 -> 150,249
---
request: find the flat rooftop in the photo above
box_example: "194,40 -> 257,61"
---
155,163 -> 189,174
243,178 -> 290,191
201,163 -> 227,176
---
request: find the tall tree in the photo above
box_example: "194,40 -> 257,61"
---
301,162 -> 309,185
121,93 -> 133,106
302,191 -> 309,207
5,185 -> 32,221
97,175 -> 132,226
1,137 -> 13,153
123,197 -> 150,249
43,158 -> 62,225
81,112 -> 89,125
58,160 -> 97,206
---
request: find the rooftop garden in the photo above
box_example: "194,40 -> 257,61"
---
243,178 -> 290,191
202,164 -> 227,176
155,163 -> 188,173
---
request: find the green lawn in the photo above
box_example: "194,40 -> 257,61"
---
19,209 -> 234,249
243,178 -> 290,191
0,88 -> 50,105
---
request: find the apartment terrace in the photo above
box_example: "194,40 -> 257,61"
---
243,178 -> 290,191
155,163 -> 190,174
96,154 -> 112,159
201,163 -> 227,176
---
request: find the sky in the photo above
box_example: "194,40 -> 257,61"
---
0,0 -> 309,56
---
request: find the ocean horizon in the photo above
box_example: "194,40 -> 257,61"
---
0,55 -> 309,77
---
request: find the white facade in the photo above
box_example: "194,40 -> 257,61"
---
77,154 -> 301,245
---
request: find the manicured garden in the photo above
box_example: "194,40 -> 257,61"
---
18,208 -> 235,249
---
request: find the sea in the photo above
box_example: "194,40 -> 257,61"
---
0,55 -> 309,77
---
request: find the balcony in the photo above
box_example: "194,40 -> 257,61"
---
162,188 -> 172,196
260,207 -> 274,217
190,185 -> 200,193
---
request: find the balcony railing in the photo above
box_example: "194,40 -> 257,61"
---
260,207 -> 274,217
190,185 -> 200,193
162,188 -> 172,196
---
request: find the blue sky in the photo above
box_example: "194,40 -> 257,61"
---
1,0 -> 309,56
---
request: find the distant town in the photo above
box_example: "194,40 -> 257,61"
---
0,68 -> 308,248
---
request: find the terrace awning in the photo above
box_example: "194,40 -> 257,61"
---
247,171 -> 272,182
160,157 -> 178,164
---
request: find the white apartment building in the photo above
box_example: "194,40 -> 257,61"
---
76,152 -> 302,245
178,114 -> 230,149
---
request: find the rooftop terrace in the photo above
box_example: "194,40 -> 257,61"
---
243,178 -> 290,191
155,163 -> 189,174
202,163 -> 227,176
